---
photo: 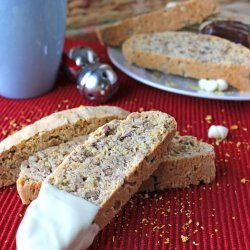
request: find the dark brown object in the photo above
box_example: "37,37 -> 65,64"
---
200,20 -> 250,48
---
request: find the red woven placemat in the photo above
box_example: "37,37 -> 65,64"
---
0,39 -> 249,250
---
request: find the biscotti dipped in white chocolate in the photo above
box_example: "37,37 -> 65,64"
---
47,111 -> 177,229
17,134 -> 215,204
0,106 -> 129,188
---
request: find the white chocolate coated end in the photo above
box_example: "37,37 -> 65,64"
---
208,125 -> 229,140
16,182 -> 99,250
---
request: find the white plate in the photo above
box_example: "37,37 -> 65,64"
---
108,47 -> 250,101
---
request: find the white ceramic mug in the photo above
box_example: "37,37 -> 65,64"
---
0,0 -> 67,99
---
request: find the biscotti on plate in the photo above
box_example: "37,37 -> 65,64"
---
17,133 -> 215,204
122,31 -> 250,91
97,0 -> 219,46
0,106 -> 129,188
140,135 -> 215,191
47,111 -> 177,229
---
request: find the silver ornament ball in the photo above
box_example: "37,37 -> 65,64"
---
68,46 -> 99,67
77,63 -> 119,103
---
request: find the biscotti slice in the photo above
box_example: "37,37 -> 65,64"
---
97,0 -> 219,46
18,134 -> 214,204
140,135 -> 215,192
0,106 -> 129,188
47,111 -> 176,229
17,135 -> 88,204
122,31 -> 250,91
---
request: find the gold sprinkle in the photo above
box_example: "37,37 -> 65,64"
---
139,107 -> 144,112
141,218 -> 149,224
240,178 -> 250,184
236,142 -> 241,148
242,127 -> 248,132
214,229 -> 218,233
188,83 -> 199,90
230,124 -> 238,130
165,81 -> 178,87
181,235 -> 189,243
112,236 -> 115,242
19,213 -> 22,217
164,238 -> 170,244
205,115 -> 212,123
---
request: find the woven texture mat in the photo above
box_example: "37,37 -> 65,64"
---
0,39 -> 249,250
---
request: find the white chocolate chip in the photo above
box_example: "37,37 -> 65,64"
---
198,78 -> 229,92
199,79 -> 217,92
206,80 -> 218,92
166,2 -> 177,8
208,125 -> 219,138
208,125 -> 229,140
198,79 -> 207,89
216,79 -> 228,91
